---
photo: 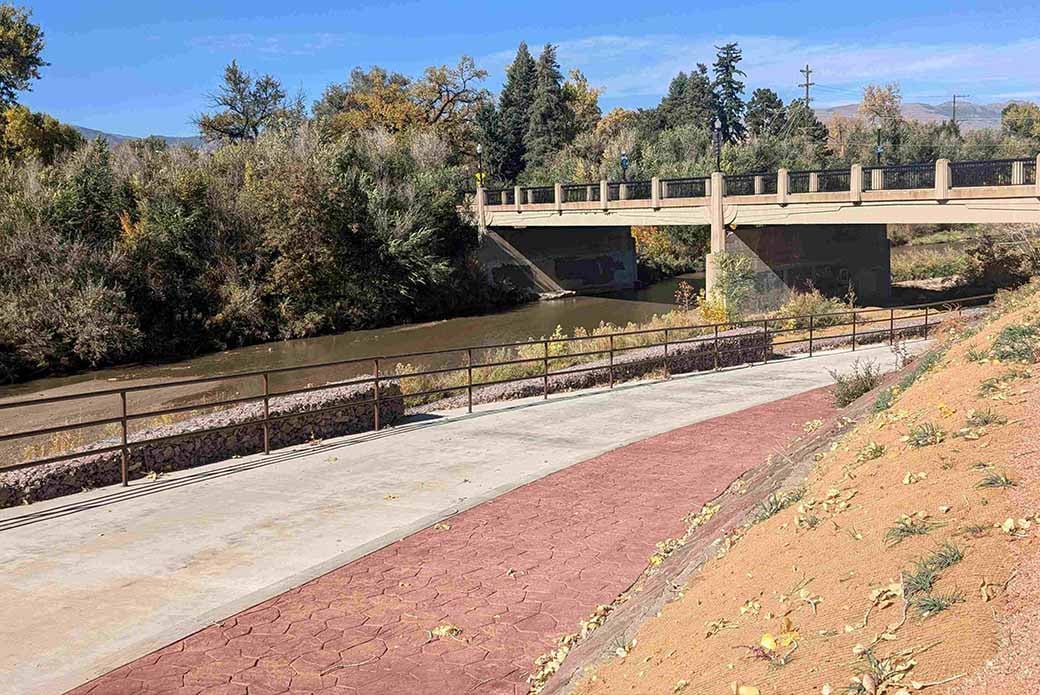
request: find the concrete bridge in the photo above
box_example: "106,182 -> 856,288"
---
474,156 -> 1040,304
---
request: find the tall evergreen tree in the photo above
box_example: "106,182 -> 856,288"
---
712,43 -> 747,142
496,42 -> 536,182
658,64 -> 715,130
475,101 -> 505,181
745,88 -> 784,137
524,44 -> 573,171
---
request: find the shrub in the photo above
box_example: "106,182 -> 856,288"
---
891,248 -> 971,282
775,286 -> 850,329
906,422 -> 945,448
698,252 -> 754,323
989,322 -> 1040,363
830,360 -> 883,407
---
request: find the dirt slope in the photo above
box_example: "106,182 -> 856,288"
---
554,283 -> 1040,695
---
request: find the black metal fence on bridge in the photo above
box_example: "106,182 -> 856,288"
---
480,155 -> 1038,206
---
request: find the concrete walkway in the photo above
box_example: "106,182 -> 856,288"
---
0,343 -> 917,695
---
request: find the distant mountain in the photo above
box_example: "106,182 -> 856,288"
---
74,126 -> 204,149
814,101 -> 1013,131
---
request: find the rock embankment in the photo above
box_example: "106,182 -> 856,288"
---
0,380 -> 403,508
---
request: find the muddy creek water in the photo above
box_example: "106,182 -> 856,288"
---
0,274 -> 705,449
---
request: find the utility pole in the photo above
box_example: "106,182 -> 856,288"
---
951,94 -> 969,127
799,64 -> 815,108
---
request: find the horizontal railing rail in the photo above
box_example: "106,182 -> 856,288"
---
0,294 -> 994,488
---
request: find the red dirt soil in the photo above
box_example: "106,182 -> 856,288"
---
66,388 -> 836,695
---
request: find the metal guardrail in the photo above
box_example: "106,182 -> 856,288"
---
0,294 -> 993,485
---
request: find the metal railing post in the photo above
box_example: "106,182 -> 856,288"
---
808,315 -> 814,356
762,319 -> 769,364
373,358 -> 380,430
609,335 -> 615,388
663,328 -> 670,378
542,340 -> 550,399
889,308 -> 895,345
467,348 -> 473,414
713,325 -> 720,370
851,311 -> 857,351
262,373 -> 270,455
120,391 -> 129,486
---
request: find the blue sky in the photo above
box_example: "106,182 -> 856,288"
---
17,0 -> 1040,137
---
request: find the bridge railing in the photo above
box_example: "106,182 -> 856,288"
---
661,176 -> 709,199
725,174 -> 757,196
949,158 -> 1036,188
865,162 -> 936,191
562,183 -> 600,203
480,155 -> 1040,210
485,188 -> 515,206
0,293 -> 993,494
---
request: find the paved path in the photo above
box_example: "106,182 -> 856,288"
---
70,387 -> 836,695
0,344 -> 916,695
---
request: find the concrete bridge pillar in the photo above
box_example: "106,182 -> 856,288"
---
705,171 -> 726,292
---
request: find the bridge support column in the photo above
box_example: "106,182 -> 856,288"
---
705,171 -> 726,294
723,224 -> 891,312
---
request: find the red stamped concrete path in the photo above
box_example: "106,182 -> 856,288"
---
68,386 -> 835,695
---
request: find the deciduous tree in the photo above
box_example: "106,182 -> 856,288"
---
0,3 -> 46,106
196,60 -> 288,143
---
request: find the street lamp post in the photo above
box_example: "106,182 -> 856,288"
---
476,143 -> 485,188
713,117 -> 722,172
875,128 -> 883,166
620,151 -> 629,181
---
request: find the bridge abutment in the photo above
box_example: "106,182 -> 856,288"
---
478,226 -> 637,295
712,224 -> 892,311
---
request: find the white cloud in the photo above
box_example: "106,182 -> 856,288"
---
192,32 -> 345,56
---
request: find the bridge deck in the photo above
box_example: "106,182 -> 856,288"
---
478,157 -> 1040,227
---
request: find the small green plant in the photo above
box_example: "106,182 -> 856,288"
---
873,387 -> 895,412
856,441 -> 886,463
912,591 -> 965,618
902,562 -> 938,599
897,350 -> 945,391
754,487 -> 804,523
905,422 -> 945,448
966,408 -> 1007,427
922,542 -> 964,572
830,360 -> 883,407
885,516 -> 939,546
965,346 -> 988,363
977,471 -> 1016,488
989,322 -> 1040,363
978,368 -> 1031,396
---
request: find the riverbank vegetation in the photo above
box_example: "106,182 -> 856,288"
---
2,2 -> 1040,383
